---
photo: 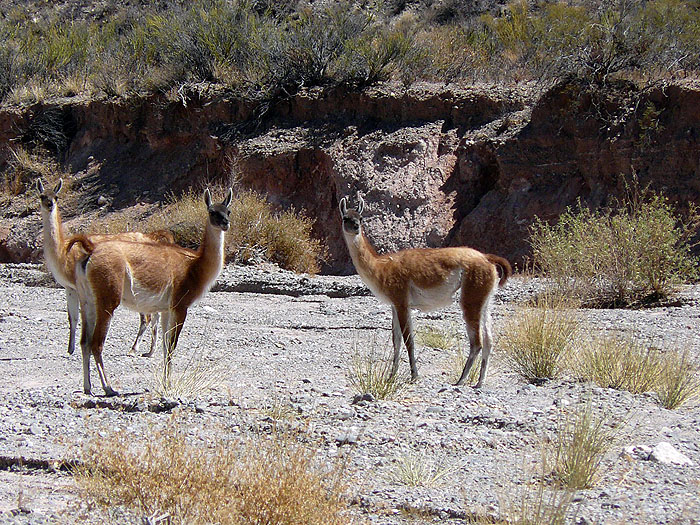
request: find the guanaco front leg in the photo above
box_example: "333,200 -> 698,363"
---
394,304 -> 417,381
66,288 -> 80,355
161,309 -> 187,386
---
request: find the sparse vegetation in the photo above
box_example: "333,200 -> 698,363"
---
501,293 -> 580,384
347,338 -> 409,400
1,0 -> 699,106
387,449 -> 458,488
75,419 -> 350,525
545,401 -> 619,489
530,178 -> 700,307
150,343 -> 227,399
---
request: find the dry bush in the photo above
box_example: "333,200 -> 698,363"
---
150,344 -> 228,399
575,334 -> 664,394
530,179 -> 700,307
654,349 -> 700,409
139,188 -> 326,274
75,419 -> 351,525
501,293 -> 580,384
545,401 -> 619,489
347,336 -> 409,400
2,146 -> 63,197
499,478 -> 574,525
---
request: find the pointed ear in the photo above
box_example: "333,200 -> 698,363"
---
37,179 -> 45,194
222,188 -> 233,208
356,193 -> 364,215
339,197 -> 347,217
204,188 -> 212,208
53,179 -> 63,195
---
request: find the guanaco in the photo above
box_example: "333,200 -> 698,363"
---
38,179 -> 172,357
339,194 -> 511,388
69,188 -> 232,396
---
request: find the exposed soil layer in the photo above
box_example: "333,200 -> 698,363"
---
2,80 -> 700,273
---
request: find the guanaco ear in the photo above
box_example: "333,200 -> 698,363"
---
204,188 -> 212,208
356,193 -> 364,215
339,197 -> 347,217
53,179 -> 63,195
222,188 -> 233,208
37,179 -> 45,194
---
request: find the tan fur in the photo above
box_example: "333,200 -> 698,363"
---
72,188 -> 232,396
38,179 -> 174,356
340,195 -> 511,387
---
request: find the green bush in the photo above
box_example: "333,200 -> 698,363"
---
530,179 -> 700,306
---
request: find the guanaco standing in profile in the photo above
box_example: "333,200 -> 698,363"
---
38,179 -> 173,358
69,188 -> 232,396
339,194 -> 511,388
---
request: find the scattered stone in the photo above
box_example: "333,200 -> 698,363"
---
649,442 -> 693,466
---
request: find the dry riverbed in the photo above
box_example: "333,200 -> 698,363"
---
0,264 -> 699,524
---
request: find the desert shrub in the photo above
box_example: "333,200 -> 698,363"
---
655,349 -> 700,409
501,293 -> 580,384
75,420 -> 350,525
545,401 -> 619,489
575,334 -> 664,393
530,180 -> 700,307
2,146 -> 63,197
131,188 -> 325,274
347,338 -> 409,400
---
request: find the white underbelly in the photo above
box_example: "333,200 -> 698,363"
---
408,269 -> 462,311
121,269 -> 171,313
358,270 -> 392,304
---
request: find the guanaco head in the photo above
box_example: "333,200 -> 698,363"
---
205,188 -> 233,232
37,179 -> 63,212
339,194 -> 365,236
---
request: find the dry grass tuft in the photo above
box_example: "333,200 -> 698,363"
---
575,334 -> 663,394
545,401 -> 619,489
75,419 -> 351,525
387,449 -> 459,488
654,349 -> 700,410
3,146 -> 63,197
501,293 -> 580,384
499,478 -> 575,525
150,344 -> 227,399
347,337 -> 409,400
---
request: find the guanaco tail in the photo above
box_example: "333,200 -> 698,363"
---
339,194 -> 511,388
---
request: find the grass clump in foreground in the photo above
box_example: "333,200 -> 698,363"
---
387,449 -> 458,488
575,334 -> 700,409
347,337 -> 409,400
500,293 -> 580,384
75,420 -> 350,525
530,178 -> 700,307
545,401 -> 619,490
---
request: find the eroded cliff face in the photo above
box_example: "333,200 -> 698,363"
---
1,80 -> 699,273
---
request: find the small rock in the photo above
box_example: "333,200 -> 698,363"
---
649,442 -> 693,466
352,393 -> 375,404
97,195 -> 109,206
336,427 -> 360,445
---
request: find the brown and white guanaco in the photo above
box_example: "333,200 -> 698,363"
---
339,194 -> 511,388
69,188 -> 232,396
38,179 -> 172,358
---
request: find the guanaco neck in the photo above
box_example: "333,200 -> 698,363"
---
343,228 -> 380,280
191,219 -> 226,291
41,204 -> 71,285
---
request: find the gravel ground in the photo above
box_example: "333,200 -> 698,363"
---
0,264 -> 699,524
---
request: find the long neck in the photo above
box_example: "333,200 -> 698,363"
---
193,219 -> 225,287
344,228 -> 379,276
42,206 -> 66,263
